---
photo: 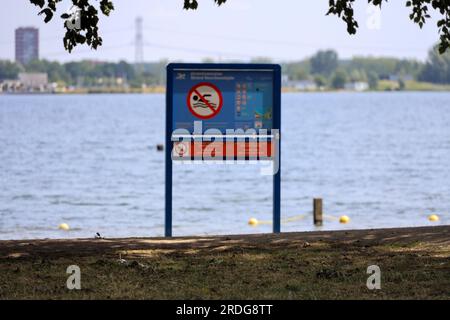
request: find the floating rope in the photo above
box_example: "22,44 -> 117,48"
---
248,213 -> 342,226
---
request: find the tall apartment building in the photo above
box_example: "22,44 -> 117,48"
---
15,27 -> 39,65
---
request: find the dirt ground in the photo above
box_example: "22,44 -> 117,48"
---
0,226 -> 449,299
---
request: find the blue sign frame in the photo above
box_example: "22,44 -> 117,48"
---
165,63 -> 281,237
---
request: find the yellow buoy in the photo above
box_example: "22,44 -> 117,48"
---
248,218 -> 259,226
58,223 -> 70,231
428,214 -> 439,222
339,215 -> 350,224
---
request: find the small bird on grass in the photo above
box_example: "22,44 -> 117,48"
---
94,232 -> 104,239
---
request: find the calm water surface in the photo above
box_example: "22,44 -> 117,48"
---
0,92 -> 449,239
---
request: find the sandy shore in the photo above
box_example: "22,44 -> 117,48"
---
1,226 -> 449,299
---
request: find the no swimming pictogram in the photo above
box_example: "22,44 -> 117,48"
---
187,82 -> 223,119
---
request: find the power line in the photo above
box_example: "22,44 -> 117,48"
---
0,27 -> 134,47
141,25 -> 431,54
2,23 -> 430,55
2,23 -> 431,61
41,43 -> 132,58
143,42 -> 255,60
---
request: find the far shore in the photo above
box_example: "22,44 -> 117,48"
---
2,89 -> 450,95
1,225 -> 449,299
2,80 -> 450,95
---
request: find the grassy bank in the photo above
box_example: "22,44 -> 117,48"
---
0,226 -> 449,299
54,86 -> 166,94
281,81 -> 450,93
378,80 -> 450,91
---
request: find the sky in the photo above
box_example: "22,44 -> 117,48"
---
0,0 -> 442,63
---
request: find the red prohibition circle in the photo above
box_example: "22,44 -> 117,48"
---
186,82 -> 223,120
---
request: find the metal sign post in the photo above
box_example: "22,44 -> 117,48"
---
165,63 -> 281,237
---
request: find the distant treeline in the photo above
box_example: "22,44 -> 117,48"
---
1,45 -> 449,89
281,45 -> 450,89
0,59 -> 167,88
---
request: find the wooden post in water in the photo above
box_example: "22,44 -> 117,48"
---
313,198 -> 323,226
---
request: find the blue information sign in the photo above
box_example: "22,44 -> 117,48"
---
172,69 -> 275,133
165,63 -> 281,237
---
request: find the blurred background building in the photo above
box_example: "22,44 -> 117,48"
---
15,27 -> 39,65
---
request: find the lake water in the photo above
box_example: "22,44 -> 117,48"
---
0,92 -> 449,239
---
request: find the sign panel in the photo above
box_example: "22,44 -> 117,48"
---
165,63 -> 281,237
172,68 -> 275,135
170,66 -> 278,160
